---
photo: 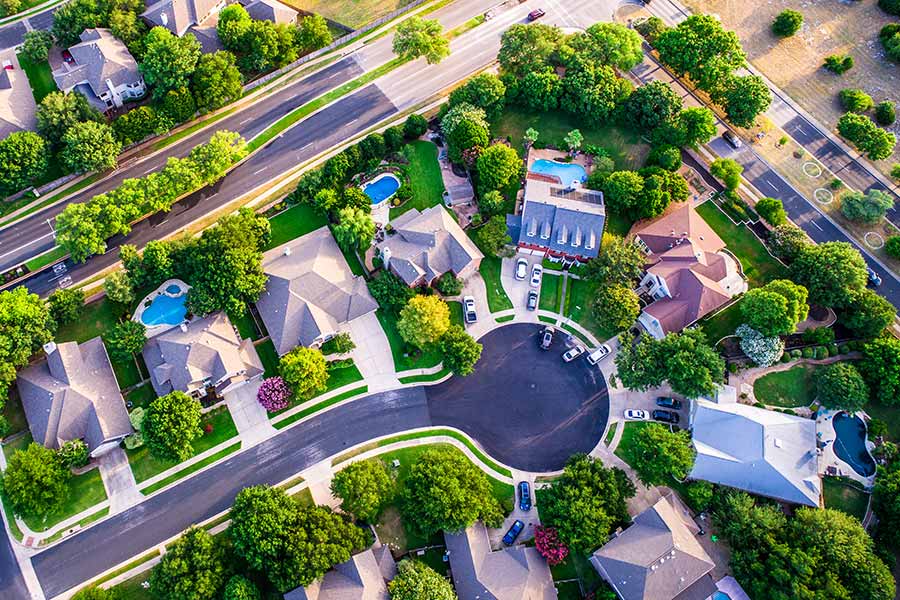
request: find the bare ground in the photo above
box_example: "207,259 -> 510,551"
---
283,0 -> 416,29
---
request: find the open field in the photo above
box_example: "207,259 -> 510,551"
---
282,0 -> 416,29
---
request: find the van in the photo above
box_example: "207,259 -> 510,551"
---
586,344 -> 612,365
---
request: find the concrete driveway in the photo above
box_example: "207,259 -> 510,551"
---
500,253 -> 542,321
347,312 -> 396,386
608,383 -> 691,430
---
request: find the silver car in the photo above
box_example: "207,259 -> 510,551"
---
515,258 -> 528,281
527,290 -> 538,311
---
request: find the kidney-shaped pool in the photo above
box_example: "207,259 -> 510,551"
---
832,412 -> 876,478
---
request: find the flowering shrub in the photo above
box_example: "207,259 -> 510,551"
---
534,525 -> 569,566
257,376 -> 292,412
736,324 -> 784,367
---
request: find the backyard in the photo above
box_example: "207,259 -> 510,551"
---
17,52 -> 57,103
822,477 -> 869,521
282,0 -> 416,28
265,202 -> 327,250
389,141 -> 444,219
753,364 -> 821,408
698,300 -> 743,344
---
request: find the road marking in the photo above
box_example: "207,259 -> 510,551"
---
240,117 -> 253,125
766,181 -> 779,191
142,166 -> 156,175
301,142 -> 313,151
810,220 -> 823,231
253,166 -> 268,175
0,231 -> 56,261
346,118 -> 359,126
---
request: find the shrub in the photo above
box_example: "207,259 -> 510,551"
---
839,88 -> 874,113
829,177 -> 844,190
839,344 -> 850,354
802,326 -> 835,345
824,54 -> 854,74
876,101 -> 896,125
886,235 -> 900,258
404,114 -> 428,139
828,344 -> 839,357
893,164 -> 900,182
736,324 -> 784,367
881,0 -> 900,15
780,353 -> 791,363
881,23 -> 900,61
684,481 -> 714,512
790,349 -> 802,359
647,145 -> 681,171
837,112 -> 896,160
772,10 -> 803,37
57,439 -> 89,469
256,376 -> 292,412
320,332 -> 355,355
756,197 -> 787,226
534,526 -> 569,566
435,272 -> 463,296
802,347 -> 814,359
869,418 -> 888,438
815,345 -> 827,359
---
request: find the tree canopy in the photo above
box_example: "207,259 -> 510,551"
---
476,143 -> 521,196
439,324 -> 483,376
149,526 -> 229,600
397,295 -> 450,349
0,287 -> 55,401
815,362 -> 869,411
572,22 -> 644,71
141,26 -> 201,99
593,285 -> 640,333
388,560 -> 458,600
2,443 -> 69,518
141,391 -> 202,461
622,81 -> 683,132
630,423 -> 695,486
584,235 -> 645,287
393,17 -> 449,64
330,458 -> 394,522
0,131 -> 48,194
790,242 -> 867,308
279,346 -> 328,401
192,51 -> 243,113
740,280 -> 808,337
61,121 -> 121,173
859,337 -> 900,405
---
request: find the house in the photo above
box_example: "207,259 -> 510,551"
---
630,203 -> 746,339
444,521 -> 557,600
52,29 -> 146,110
590,493 -> 717,600
0,50 -> 38,139
141,0 -> 225,37
376,205 -> 483,287
17,340 -> 132,458
257,226 -> 378,355
142,312 -> 264,399
240,0 -> 298,24
689,395 -> 821,506
513,174 -> 606,262
284,544 -> 396,600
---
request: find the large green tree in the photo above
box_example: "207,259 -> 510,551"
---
103,320 -> 147,362
837,112 -> 897,160
0,287 -> 55,400
61,121 -> 122,173
52,0 -> 105,45
740,280 -> 808,337
397,295 -> 450,349
476,143 -> 520,195
448,73 -> 506,120
388,560 -> 457,600
279,346 -> 328,401
149,526 -> 229,600
841,287 -> 896,338
441,102 -> 489,164
859,337 -> 900,405
36,91 -> 104,148
653,106 -> 717,148
192,51 -> 243,113
295,13 -> 332,52
815,362 -> 869,411
48,287 -> 84,325
718,75 -> 772,128
141,26 -> 201,99
572,22 -> 643,71
0,131 -> 48,194
841,189 -> 895,224
20,30 -> 53,63
393,17 -> 449,64
631,423 -> 695,486
710,158 -> 743,191
873,466 -> 900,550
498,23 -> 562,77
330,458 -> 394,522
3,443 -> 70,518
768,223 -> 811,262
222,576 -> 260,600
439,324 -> 483,376
560,59 -> 632,126
332,207 -> 375,251
472,215 -> 511,255
622,80 -> 683,132
239,21 -> 297,73
141,391 -> 202,462
593,285 -> 640,332
655,15 -> 746,93
790,241 -> 867,308
584,235 -> 646,287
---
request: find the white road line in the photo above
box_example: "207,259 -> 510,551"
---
240,117 -> 253,125
810,220 -> 824,231
253,167 -> 268,175
142,166 -> 156,175
301,142 -> 313,151
346,118 -> 359,126
0,231 -> 56,261
767,181 -> 779,191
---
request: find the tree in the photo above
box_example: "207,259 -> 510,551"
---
109,8 -> 146,55
584,236 -> 645,286
772,9 -> 803,37
103,319 -> 147,363
441,103 -> 489,164
740,280 -> 808,337
564,129 -> 583,153
279,346 -> 328,401
479,189 -> 505,216
397,295 -> 450,349
36,91 -> 105,148
883,0 -> 900,15
0,287 -> 55,400
217,4 -> 250,49
256,376 -> 292,412
367,271 -> 415,315
330,458 -> 394,522
560,59 -> 632,126
824,53 -> 854,74
889,235 -> 900,258
840,88 -> 875,113
0,131 -> 48,194
860,337 -> 900,405
841,189 -> 894,223
448,73 -> 505,120
439,324 -> 483,376
190,51 -> 242,113
657,106 -> 717,149
837,112 -> 896,160
159,87 -> 196,125
393,17 -> 449,64
873,467 -> 900,550
404,113 -> 428,138
238,20 -> 297,72
0,0 -> 21,18
52,0 -> 105,46
149,526 -> 228,600
593,285 -> 640,332
222,575 -> 260,600
20,30 -> 53,63
768,223 -> 811,261
113,106 -> 162,146
534,526 -> 569,566
472,215 -> 511,256
388,560 -> 457,600
573,22 -> 643,71
656,15 -> 746,92
635,166 -> 688,219
630,423 -> 694,486
875,100 -> 896,125
756,196 -> 787,226
841,287 -> 896,338
599,170 -> 644,216
476,144 -> 520,195
295,14 -> 332,52
400,447 -> 504,537
141,26 -> 201,99
881,22 -> 900,61
61,121 -> 121,173
104,270 -> 134,305
498,23 -> 562,77
538,454 -> 635,554
647,144 -> 681,171
2,443 -> 69,518
48,288 -> 84,325
622,81 -> 683,132
141,391 -> 202,462
791,241 -> 867,307
709,158 -> 743,191
57,439 -> 89,469
815,362 -> 868,411
332,207 -> 375,251
383,125 -> 405,151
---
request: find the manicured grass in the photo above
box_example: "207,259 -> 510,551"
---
2,432 -> 32,460
255,339 -> 280,377
1,174 -> 101,227
22,467 -> 107,532
496,314 -> 514,322
227,308 -> 262,341
1,390 -> 28,437
273,385 -> 368,429
17,53 -> 57,103
823,477 -> 869,521
698,300 -> 743,343
605,209 -> 635,238
865,402 -> 900,443
89,548 -> 160,588
111,572 -> 154,600
112,354 -> 144,389
539,274 -> 562,313
141,442 -> 241,495
563,278 -> 615,342
124,384 -> 155,409
390,141 -> 444,219
398,367 -> 450,384
696,201 -> 788,288
376,309 -> 441,372
613,421 -> 652,465
337,238 -> 365,276
294,487 -> 314,507
326,361 -> 364,391
24,246 -> 68,272
479,256 -> 513,313
55,298 -> 120,344
753,365 -> 820,408
603,421 -> 618,446
265,202 -> 328,250
126,407 -> 238,484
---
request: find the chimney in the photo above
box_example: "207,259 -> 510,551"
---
382,247 -> 392,269
43,341 -> 58,355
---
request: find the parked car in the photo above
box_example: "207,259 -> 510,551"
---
515,258 -> 528,280
562,345 -> 585,362
527,8 -> 545,21
530,264 -> 543,287
463,296 -> 477,323
656,397 -> 683,410
527,290 -> 538,311
868,268 -> 882,287
503,519 -> 525,545
518,481 -> 532,512
652,409 -> 680,424
624,409 -> 649,420
722,130 -> 743,149
586,344 -> 612,365
540,326 -> 554,350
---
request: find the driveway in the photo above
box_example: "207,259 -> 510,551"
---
500,253 -> 542,320
426,323 -> 609,472
347,311 -> 396,386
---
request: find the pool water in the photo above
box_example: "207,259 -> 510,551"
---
530,159 -> 588,185
713,592 -> 732,600
141,293 -> 187,327
832,412 -> 876,477
165,284 -> 181,294
362,174 -> 401,204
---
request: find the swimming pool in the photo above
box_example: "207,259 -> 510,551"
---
140,293 -> 187,327
713,592 -> 732,600
362,173 -> 401,204
832,412 -> 876,477
165,284 -> 181,295
530,159 -> 588,185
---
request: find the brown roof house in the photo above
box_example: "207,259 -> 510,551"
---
590,494 -> 717,600
0,51 -> 38,138
17,340 -> 132,458
239,0 -> 298,24
376,205 -> 483,287
283,544 -> 396,600
141,0 -> 225,37
257,226 -> 378,355
142,312 -> 263,398
444,521 -> 558,600
630,203 -> 746,339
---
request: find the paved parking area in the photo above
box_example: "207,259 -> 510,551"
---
500,253 -> 542,319
609,384 -> 691,429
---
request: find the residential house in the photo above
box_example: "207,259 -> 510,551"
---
0,51 -> 38,139
444,521 -> 557,600
257,226 -> 378,355
52,29 -> 146,111
142,312 -> 264,399
376,205 -> 483,287
689,394 -> 821,507
240,0 -> 298,24
630,203 -> 746,339
17,340 -> 132,458
590,493 -> 717,600
284,544 -> 396,600
141,0 -> 224,37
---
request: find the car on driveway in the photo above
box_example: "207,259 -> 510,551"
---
562,345 -> 585,362
586,344 -> 612,365
503,519 -> 525,545
652,409 -> 680,424
530,264 -> 543,287
463,296 -> 477,323
625,409 -> 649,420
515,258 -> 528,281
656,397 -> 683,410
527,290 -> 538,311
518,481 -> 532,511
540,326 -> 554,350
527,8 -> 545,21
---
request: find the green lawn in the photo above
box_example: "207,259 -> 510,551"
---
55,298 -> 121,344
698,300 -> 743,343
823,477 -> 869,521
227,308 -> 262,341
111,572 -> 154,600
17,53 -> 57,103
25,246 -> 68,272
753,365 -> 820,408
376,303 -> 463,372
125,383 -> 156,409
141,441 -> 241,495
112,354 -> 145,389
479,256 -> 513,313
865,403 -> 900,443
326,361 -> 364,391
696,202 -> 788,288
265,202 -> 328,250
613,421 -> 653,466
603,421 -> 618,446
539,274 -> 563,313
1,390 -> 28,437
390,141 -> 444,219
281,0 -> 416,29
126,407 -> 238,484
22,467 -> 107,532
337,235 -> 365,276
255,339 -> 279,377
563,278 -> 616,342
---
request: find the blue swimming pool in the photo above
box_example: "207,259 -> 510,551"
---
141,293 -> 187,327
362,173 -> 401,204
530,159 -> 588,185
165,284 -> 181,295
833,412 -> 876,477
713,592 -> 732,600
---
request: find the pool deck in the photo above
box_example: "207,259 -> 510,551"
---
816,409 -> 876,488
526,148 -> 593,179
132,278 -> 192,338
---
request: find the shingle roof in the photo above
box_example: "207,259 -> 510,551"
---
518,178 -> 605,259
257,227 -> 378,355
53,29 -> 142,99
591,494 -> 715,600
242,0 -> 297,23
0,52 -> 38,138
17,339 -> 131,453
690,400 -> 821,506
444,522 -> 557,600
284,545 -> 396,600
630,203 -> 724,256
142,0 -> 221,36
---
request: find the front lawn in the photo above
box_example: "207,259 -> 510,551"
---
55,298 -> 121,345
613,421 -> 653,466
255,339 -> 279,378
822,477 -> 869,521
390,141 -> 444,220
22,467 -> 107,532
479,256 -> 512,313
17,53 -> 57,103
265,202 -> 327,250
375,301 -> 464,372
753,365 -> 820,408
539,274 -> 563,313
563,278 -> 615,342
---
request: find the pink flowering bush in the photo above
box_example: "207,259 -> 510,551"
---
534,525 -> 569,566
257,376 -> 292,412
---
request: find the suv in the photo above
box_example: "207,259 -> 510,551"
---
652,409 -> 680,424
540,327 -> 554,350
463,296 -> 477,323
503,520 -> 525,545
722,130 -> 743,149
527,289 -> 538,311
518,482 -> 532,511
656,397 -> 683,410
868,268 -> 882,287
586,344 -> 612,365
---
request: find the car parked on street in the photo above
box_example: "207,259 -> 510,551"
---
540,326 -> 554,350
530,264 -> 542,287
463,296 -> 477,323
722,130 -> 743,149
518,481 -> 532,511
652,409 -> 680,424
625,409 -> 649,420
656,397 -> 683,410
527,8 -> 545,21
515,258 -> 528,280
868,268 -> 882,287
527,290 -> 538,311
562,345 -> 585,362
503,519 -> 525,545
586,344 -> 612,365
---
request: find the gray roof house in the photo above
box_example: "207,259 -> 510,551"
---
17,339 -> 132,458
142,0 -> 224,37
515,174 -> 605,262
240,0 -> 298,24
0,51 -> 38,138
689,397 -> 821,506
376,205 -> 483,287
52,29 -> 146,110
444,521 -> 557,600
284,544 -> 396,600
590,494 -> 716,600
257,226 -> 378,355
143,312 -> 264,398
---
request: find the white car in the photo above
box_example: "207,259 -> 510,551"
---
530,264 -> 543,287
463,296 -> 477,323
586,344 -> 612,365
624,409 -> 649,420
562,345 -> 585,362
515,258 -> 528,281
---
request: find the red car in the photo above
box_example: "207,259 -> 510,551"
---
527,9 -> 545,21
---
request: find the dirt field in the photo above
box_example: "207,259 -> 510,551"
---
284,0 -> 417,29
683,0 -> 900,175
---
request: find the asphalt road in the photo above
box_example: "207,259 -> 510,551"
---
0,4 -> 59,51
0,527 -> 29,599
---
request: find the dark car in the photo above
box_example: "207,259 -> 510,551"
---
527,8 -> 545,21
503,519 -> 525,545
656,397 -> 683,410
527,289 -> 538,311
868,268 -> 882,287
518,481 -> 532,512
652,409 -> 680,424
722,130 -> 743,149
540,326 -> 554,350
